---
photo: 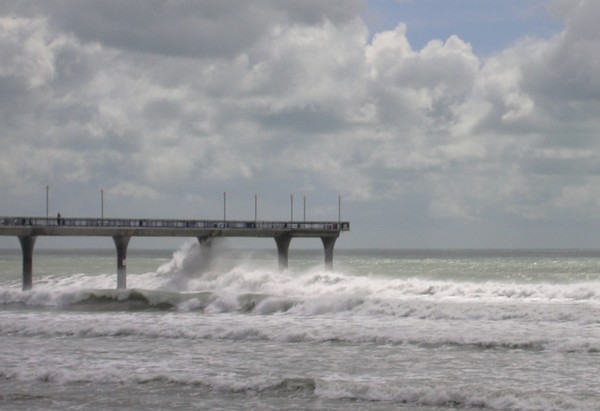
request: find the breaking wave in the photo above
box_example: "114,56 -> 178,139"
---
2,241 -> 600,325
0,368 -> 595,411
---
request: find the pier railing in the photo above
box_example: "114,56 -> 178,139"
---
1,216 -> 350,231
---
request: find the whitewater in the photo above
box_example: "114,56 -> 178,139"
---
1,244 -> 600,410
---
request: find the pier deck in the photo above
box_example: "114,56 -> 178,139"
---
0,216 -> 350,290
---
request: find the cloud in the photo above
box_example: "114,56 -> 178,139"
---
109,181 -> 159,200
29,0 -> 364,58
1,0 -> 600,247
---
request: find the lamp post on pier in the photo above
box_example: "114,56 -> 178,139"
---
303,195 -> 306,222
46,186 -> 49,219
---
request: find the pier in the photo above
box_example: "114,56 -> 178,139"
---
0,216 -> 350,290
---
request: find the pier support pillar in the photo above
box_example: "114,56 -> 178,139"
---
113,236 -> 130,289
18,235 -> 37,291
275,236 -> 292,271
197,237 -> 213,271
321,237 -> 337,271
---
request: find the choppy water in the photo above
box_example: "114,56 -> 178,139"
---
1,244 -> 600,410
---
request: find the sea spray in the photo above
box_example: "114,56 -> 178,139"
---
157,240 -> 206,290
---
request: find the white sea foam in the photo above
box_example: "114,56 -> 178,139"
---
315,379 -> 595,411
2,306 -> 600,354
2,243 -> 600,356
1,363 -> 596,411
2,242 -> 600,328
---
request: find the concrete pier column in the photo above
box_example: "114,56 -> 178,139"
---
18,235 -> 37,291
321,236 -> 337,271
113,236 -> 130,289
275,236 -> 292,271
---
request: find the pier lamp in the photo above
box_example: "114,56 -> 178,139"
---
304,195 -> 306,222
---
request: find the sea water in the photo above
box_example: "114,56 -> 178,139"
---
1,245 -> 600,410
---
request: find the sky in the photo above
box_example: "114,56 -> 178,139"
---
1,0 -> 600,250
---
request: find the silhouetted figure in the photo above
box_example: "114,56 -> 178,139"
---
57,213 -> 61,225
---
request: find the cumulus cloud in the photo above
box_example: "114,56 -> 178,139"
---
1,0 -> 600,247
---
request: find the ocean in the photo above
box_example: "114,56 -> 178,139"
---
1,244 -> 600,410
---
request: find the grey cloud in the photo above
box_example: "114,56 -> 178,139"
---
522,1 -> 600,102
30,0 -> 363,58
3,1 -> 600,248
260,105 -> 346,134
